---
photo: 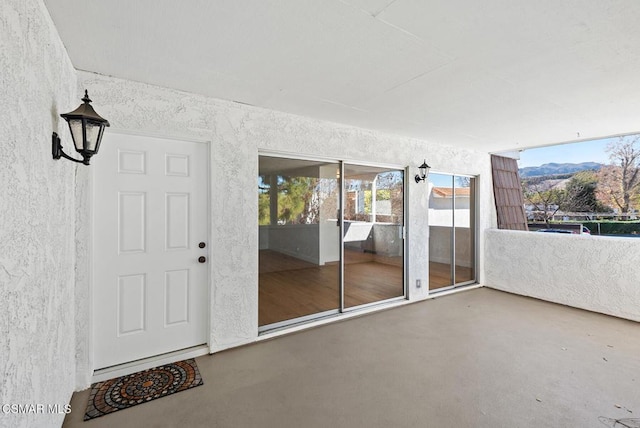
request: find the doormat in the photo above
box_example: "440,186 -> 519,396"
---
84,358 -> 203,421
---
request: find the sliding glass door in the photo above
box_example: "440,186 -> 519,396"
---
428,173 -> 476,290
258,155 -> 405,330
342,164 -> 404,309
454,177 -> 475,283
258,156 -> 341,327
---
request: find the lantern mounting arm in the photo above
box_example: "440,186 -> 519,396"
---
52,132 -> 90,165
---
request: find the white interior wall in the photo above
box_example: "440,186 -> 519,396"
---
258,227 -> 269,250
267,225 -> 320,264
0,0 -> 78,426
485,229 -> 640,322
428,191 -> 474,269
319,164 -> 340,265
74,70 -> 495,387
429,227 -> 473,268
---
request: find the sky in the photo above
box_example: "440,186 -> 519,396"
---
430,135 -> 639,185
517,137 -> 618,168
428,173 -> 473,188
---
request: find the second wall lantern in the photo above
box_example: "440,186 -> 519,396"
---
414,160 -> 431,183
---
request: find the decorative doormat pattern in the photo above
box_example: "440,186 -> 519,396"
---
84,358 -> 203,421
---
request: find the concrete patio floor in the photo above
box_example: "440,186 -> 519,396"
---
63,288 -> 640,427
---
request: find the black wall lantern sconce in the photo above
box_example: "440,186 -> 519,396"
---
414,159 -> 431,183
52,90 -> 110,165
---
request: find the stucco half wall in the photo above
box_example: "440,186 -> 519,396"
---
485,229 -> 640,322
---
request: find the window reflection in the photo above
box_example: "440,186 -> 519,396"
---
428,174 -> 476,290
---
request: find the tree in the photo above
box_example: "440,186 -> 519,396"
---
258,175 -> 271,226
277,176 -> 318,224
596,136 -> 640,216
456,176 -> 471,188
522,180 -> 566,226
561,170 -> 602,213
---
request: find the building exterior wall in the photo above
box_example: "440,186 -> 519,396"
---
485,229 -> 640,322
0,0 -> 78,426
74,70 -> 495,387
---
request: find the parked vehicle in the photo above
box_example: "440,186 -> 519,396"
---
537,226 -> 591,235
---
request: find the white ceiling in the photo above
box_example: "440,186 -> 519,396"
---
44,0 -> 640,152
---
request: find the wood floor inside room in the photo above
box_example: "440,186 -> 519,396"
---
429,261 -> 474,290
259,250 -> 403,326
259,251 -> 476,326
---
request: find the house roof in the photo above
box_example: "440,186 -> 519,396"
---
432,187 -> 470,198
44,0 -> 640,152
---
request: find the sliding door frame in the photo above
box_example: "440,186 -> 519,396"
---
258,151 -> 407,332
340,161 -> 407,313
428,172 -> 479,293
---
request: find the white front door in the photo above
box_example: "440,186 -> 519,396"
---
93,133 -> 209,369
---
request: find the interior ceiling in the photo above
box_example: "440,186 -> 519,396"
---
258,156 -> 385,179
44,0 -> 640,153
259,156 -> 328,176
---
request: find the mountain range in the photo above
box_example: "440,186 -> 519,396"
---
519,162 -> 603,178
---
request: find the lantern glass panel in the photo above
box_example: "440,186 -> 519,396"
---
85,122 -> 101,151
69,120 -> 84,151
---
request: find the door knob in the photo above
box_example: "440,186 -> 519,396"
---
198,256 -> 206,263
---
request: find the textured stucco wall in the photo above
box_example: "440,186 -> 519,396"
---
485,229 -> 640,322
74,164 -> 92,389
0,0 -> 78,427
75,70 -> 495,379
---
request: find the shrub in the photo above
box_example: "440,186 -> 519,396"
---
577,221 -> 640,235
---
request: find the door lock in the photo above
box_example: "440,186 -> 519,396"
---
199,242 -> 206,248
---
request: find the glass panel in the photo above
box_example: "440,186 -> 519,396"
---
428,174 -> 454,289
69,120 -> 84,151
258,156 -> 340,327
454,176 -> 475,284
85,122 -> 101,151
343,165 -> 404,308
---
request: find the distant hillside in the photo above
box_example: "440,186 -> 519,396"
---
519,162 -> 603,178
